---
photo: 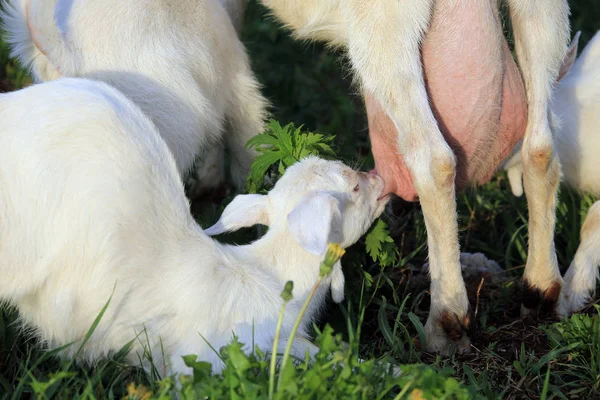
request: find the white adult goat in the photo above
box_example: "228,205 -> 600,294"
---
241,0 -> 572,353
1,0 -> 267,196
503,31 -> 600,317
0,78 -> 388,375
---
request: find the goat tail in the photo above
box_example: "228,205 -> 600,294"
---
1,0 -> 71,81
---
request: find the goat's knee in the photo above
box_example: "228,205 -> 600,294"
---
524,144 -> 554,172
412,150 -> 456,197
432,153 -> 456,189
523,143 -> 561,190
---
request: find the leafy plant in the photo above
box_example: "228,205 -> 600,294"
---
540,305 -> 600,395
245,120 -> 336,193
365,219 -> 399,268
172,329 -> 480,400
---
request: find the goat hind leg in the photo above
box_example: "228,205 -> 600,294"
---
225,55 -> 268,191
347,0 -> 470,353
188,143 -> 227,201
506,0 -> 570,318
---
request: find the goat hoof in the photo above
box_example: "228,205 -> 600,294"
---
520,279 -> 562,319
424,309 -> 472,355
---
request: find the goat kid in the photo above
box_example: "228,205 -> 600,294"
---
503,31 -> 600,317
251,0 -> 571,353
1,0 -> 267,198
0,78 -> 388,375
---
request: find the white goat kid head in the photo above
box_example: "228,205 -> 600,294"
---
205,156 -> 389,255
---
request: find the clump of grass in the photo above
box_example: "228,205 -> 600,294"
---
540,306 -> 600,396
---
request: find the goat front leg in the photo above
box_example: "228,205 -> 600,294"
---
506,0 -> 570,318
349,0 -> 470,353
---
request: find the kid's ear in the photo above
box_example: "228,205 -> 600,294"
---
287,191 -> 341,255
204,194 -> 269,236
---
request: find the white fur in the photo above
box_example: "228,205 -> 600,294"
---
253,0 -> 570,351
0,0 -> 267,193
0,78 -> 387,376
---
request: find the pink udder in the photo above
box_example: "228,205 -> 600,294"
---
367,0 -> 527,202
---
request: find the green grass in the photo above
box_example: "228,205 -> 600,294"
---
2,0 -> 600,398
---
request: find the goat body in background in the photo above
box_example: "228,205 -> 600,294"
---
1,0 -> 267,198
0,78 -> 388,375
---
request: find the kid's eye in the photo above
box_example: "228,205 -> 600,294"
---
353,184 -> 359,192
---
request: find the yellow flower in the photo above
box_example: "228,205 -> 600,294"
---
327,243 -> 345,260
320,243 -> 346,277
123,382 -> 152,400
410,389 -> 425,400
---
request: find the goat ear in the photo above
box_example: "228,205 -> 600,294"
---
204,194 -> 269,236
287,191 -> 341,255
558,31 -> 581,82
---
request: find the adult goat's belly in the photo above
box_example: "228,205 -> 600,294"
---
368,1 -> 527,201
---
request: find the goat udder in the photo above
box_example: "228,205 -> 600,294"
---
366,1 -> 527,201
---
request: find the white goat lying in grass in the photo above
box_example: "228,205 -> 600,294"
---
0,78 -> 388,375
1,0 -> 267,197
503,31 -> 600,317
